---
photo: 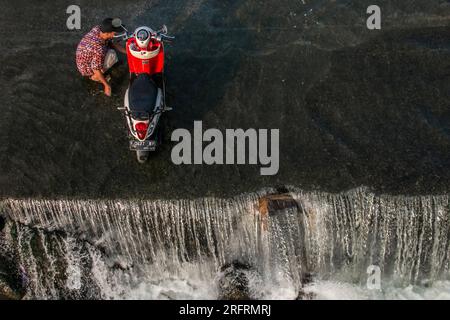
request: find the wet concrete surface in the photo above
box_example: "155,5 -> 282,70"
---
1,0 -> 450,198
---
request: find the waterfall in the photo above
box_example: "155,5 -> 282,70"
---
292,189 -> 450,285
0,188 -> 449,299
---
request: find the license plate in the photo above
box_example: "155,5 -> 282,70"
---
129,140 -> 156,151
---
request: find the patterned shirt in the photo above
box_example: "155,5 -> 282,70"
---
76,26 -> 108,76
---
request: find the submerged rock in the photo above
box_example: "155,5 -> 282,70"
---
0,279 -> 22,300
258,193 -> 299,217
296,288 -> 315,300
256,192 -> 300,231
0,221 -> 25,300
218,261 -> 316,300
218,261 -> 261,300
295,273 -> 316,300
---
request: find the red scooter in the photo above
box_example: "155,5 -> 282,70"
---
117,25 -> 173,163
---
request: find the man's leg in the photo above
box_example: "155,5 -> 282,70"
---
90,69 -> 112,97
90,73 -> 102,82
87,50 -> 117,96
103,49 -> 119,73
90,49 -> 117,81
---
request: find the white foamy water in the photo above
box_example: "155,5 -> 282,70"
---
303,280 -> 450,300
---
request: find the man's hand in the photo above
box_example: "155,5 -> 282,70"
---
104,84 -> 112,97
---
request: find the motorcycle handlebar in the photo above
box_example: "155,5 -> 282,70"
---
159,34 -> 175,41
116,31 -> 175,42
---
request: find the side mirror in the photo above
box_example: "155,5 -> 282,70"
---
161,25 -> 168,34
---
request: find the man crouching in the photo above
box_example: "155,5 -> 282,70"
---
76,18 -> 126,96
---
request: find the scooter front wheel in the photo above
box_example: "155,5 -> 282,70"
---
136,150 -> 150,163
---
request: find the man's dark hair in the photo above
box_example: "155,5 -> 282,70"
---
100,18 -> 124,33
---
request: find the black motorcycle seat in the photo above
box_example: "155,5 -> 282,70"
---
129,74 -> 158,114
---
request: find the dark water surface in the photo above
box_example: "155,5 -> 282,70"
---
1,0 -> 450,198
